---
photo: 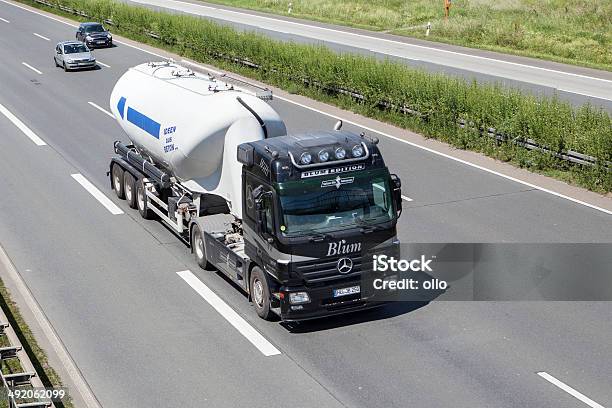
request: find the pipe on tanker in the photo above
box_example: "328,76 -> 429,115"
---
236,97 -> 268,139
114,141 -> 171,187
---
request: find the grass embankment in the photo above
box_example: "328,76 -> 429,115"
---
202,0 -> 612,71
18,0 -> 612,192
0,278 -> 73,408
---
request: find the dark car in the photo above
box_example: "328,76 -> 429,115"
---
76,22 -> 112,48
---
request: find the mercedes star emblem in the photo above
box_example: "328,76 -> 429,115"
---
337,257 -> 353,274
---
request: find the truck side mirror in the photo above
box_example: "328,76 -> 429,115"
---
390,174 -> 402,217
252,185 -> 264,201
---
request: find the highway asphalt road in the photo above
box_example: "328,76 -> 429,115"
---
123,0 -> 612,111
0,2 -> 611,408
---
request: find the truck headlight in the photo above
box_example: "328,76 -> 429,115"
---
85,35 -> 93,41
289,292 -> 310,304
107,33 -> 112,39
352,144 -> 364,157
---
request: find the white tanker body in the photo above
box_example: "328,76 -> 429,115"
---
109,61 -> 286,218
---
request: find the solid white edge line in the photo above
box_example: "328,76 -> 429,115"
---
177,270 -> 281,357
87,101 -> 114,118
1,0 -> 77,27
5,0 -> 609,215
0,17 -> 9,23
70,174 -> 124,215
0,246 -> 103,408
537,372 -> 605,408
96,60 -> 110,68
557,89 -> 612,101
114,39 -> 167,58
141,0 -> 612,84
0,102 -> 47,146
21,61 -> 42,75
33,32 -> 50,41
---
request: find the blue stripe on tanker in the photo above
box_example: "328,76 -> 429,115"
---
117,97 -> 126,119
126,107 -> 161,139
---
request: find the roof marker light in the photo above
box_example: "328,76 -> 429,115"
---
352,145 -> 364,157
318,150 -> 330,162
300,152 -> 312,165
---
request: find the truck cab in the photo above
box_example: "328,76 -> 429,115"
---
235,131 -> 402,320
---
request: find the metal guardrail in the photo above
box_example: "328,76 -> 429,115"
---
31,0 -> 611,170
0,321 -> 51,408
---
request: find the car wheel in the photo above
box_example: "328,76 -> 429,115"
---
250,266 -> 274,320
54,57 -> 59,67
63,62 -> 68,72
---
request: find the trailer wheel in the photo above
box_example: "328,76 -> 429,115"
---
111,164 -> 125,199
191,225 -> 212,270
250,266 -> 273,320
136,179 -> 154,219
123,172 -> 137,209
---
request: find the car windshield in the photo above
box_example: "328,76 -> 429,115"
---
277,169 -> 395,236
85,24 -> 105,33
64,44 -> 89,54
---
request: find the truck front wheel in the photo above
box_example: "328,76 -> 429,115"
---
250,266 -> 274,320
191,225 -> 212,270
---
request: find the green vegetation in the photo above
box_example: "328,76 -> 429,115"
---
203,0 -> 612,71
19,0 -> 612,192
0,278 -> 74,408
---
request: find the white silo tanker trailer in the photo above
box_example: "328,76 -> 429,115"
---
109,61 -> 404,321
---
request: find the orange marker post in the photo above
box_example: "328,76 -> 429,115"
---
444,0 -> 452,20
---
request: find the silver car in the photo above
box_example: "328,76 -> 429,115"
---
54,41 -> 96,71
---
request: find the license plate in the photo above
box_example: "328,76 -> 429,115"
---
96,41 -> 105,44
333,285 -> 360,298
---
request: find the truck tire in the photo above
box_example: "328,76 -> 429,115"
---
123,172 -> 137,209
111,164 -> 125,199
136,179 -> 154,219
250,266 -> 274,320
191,225 -> 213,270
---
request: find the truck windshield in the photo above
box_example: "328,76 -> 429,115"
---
277,169 -> 394,236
